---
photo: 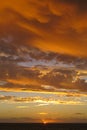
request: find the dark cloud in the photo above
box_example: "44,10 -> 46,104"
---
0,95 -> 14,101
75,79 -> 87,91
0,49 -> 87,92
75,112 -> 84,115
60,0 -> 87,12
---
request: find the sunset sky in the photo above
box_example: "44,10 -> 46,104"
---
0,0 -> 87,123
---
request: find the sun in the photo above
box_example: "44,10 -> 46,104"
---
42,120 -> 47,124
42,119 -> 55,124
42,119 -> 47,125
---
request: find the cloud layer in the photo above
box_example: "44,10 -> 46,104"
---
0,64 -> 87,92
0,44 -> 87,92
0,0 -> 87,56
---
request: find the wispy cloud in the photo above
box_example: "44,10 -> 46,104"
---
0,91 -> 87,105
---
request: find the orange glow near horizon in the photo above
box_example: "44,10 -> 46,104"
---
42,119 -> 55,124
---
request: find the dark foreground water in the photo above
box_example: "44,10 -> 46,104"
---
0,123 -> 87,130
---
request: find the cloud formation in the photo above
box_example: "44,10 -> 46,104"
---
0,46 -> 87,93
0,1 -> 87,123
0,59 -> 87,92
0,0 -> 87,56
0,91 -> 87,105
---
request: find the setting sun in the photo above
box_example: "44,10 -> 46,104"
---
42,120 -> 47,125
42,119 -> 49,124
42,119 -> 56,124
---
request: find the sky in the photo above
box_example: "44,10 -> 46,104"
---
0,0 -> 87,123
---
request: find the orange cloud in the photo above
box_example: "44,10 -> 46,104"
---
0,0 -> 87,57
7,78 -> 40,86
